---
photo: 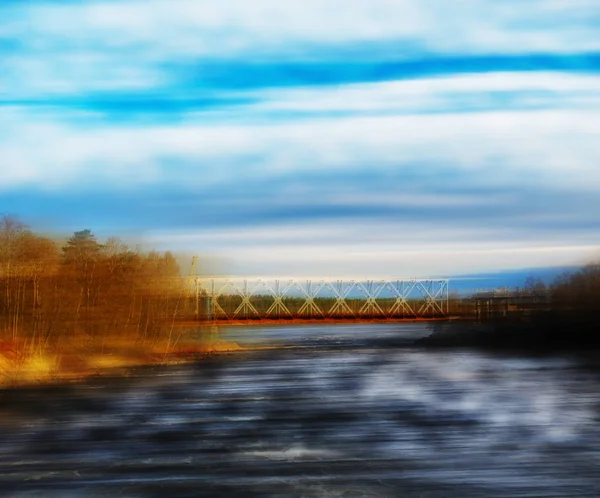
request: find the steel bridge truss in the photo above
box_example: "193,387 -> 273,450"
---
194,278 -> 449,320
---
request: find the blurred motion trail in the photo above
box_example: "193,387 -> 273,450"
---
1,323 -> 600,497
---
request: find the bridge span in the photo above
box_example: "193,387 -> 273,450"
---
189,277 -> 449,320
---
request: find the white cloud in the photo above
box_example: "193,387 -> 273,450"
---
2,0 -> 600,97
1,106 -> 600,192
249,72 -> 600,113
14,0 -> 600,57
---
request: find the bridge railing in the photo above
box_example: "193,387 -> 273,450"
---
190,278 -> 449,320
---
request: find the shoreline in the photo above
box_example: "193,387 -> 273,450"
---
0,338 -> 243,389
415,313 -> 600,352
0,318 -> 443,388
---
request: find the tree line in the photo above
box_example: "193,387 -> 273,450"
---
420,262 -> 600,349
551,263 -> 600,312
0,216 -> 187,356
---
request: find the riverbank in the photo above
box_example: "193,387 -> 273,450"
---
415,311 -> 600,351
0,330 -> 241,388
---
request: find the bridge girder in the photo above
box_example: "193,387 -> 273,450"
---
191,278 -> 449,320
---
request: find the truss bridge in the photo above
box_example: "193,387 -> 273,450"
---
190,278 -> 449,321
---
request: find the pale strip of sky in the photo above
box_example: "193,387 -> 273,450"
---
143,218 -> 600,278
152,237 -> 599,279
148,222 -> 600,253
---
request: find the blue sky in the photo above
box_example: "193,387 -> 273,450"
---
1,0 -> 600,282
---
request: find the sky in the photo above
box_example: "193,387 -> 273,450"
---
1,0 -> 600,282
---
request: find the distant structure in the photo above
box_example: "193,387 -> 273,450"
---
470,287 -> 549,320
188,277 -> 449,321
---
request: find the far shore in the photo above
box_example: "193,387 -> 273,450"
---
415,312 -> 600,352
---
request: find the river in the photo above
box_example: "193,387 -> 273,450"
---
1,323 -> 600,497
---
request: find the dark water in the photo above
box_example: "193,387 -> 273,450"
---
1,323 -> 600,497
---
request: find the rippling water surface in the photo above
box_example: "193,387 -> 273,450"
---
1,323 -> 600,497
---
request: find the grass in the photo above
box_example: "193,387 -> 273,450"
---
0,329 -> 241,388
